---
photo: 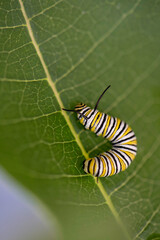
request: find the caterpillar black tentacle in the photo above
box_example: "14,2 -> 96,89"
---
63,85 -> 137,178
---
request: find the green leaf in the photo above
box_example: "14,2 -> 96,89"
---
0,0 -> 160,239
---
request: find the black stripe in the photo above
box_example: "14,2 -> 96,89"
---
101,154 -> 109,176
75,104 -> 86,111
124,144 -> 137,152
124,130 -> 136,138
87,160 -> 92,173
95,114 -> 107,134
83,109 -> 92,127
83,160 -> 86,170
87,109 -> 95,119
84,119 -> 88,127
102,116 -> 111,136
111,121 -> 123,141
113,133 -> 135,145
86,110 -> 94,125
96,157 -> 101,177
84,109 -> 95,127
89,112 -> 101,130
89,110 -> 97,130
111,122 -> 127,142
107,151 -> 119,174
113,148 -> 132,165
110,151 -> 122,172
112,149 -> 130,166
80,107 -> 90,115
115,145 -> 137,153
92,159 -> 96,176
105,117 -> 116,138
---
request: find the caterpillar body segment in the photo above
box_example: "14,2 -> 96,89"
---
77,105 -> 137,177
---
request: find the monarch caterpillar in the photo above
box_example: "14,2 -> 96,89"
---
63,85 -> 137,179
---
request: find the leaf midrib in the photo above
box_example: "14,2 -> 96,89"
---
18,0 -> 136,239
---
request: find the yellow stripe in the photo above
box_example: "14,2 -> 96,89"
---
80,117 -> 84,124
91,112 -> 102,132
79,109 -> 92,125
121,139 -> 137,145
94,159 -> 98,175
91,112 -> 99,128
102,115 -> 111,137
85,109 -> 92,116
76,104 -> 86,108
84,159 -> 90,173
75,104 -> 86,111
89,159 -> 95,175
94,112 -> 102,127
104,153 -> 115,176
99,156 -> 106,177
121,150 -> 135,160
95,112 -> 102,127
117,126 -> 132,140
108,118 -> 121,141
113,152 -> 126,171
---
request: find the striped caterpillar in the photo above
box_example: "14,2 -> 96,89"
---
63,85 -> 137,179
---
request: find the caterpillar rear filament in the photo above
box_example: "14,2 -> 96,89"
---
63,85 -> 137,179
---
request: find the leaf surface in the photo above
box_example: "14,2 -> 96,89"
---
0,0 -> 160,239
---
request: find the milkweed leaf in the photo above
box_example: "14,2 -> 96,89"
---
0,1 -> 160,239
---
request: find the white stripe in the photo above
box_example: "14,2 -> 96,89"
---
85,110 -> 98,129
107,118 -> 117,138
94,157 -> 99,176
109,150 -> 121,174
97,114 -> 108,136
111,120 -> 126,142
102,154 -> 112,176
114,135 -> 136,145
95,113 -> 105,134
98,157 -> 103,177
80,107 -> 90,114
112,148 -> 132,165
114,131 -> 135,143
115,145 -> 137,154
95,113 -> 104,130
84,109 -> 94,129
104,116 -> 114,137
99,155 -> 108,176
113,124 -> 129,142
112,149 -> 128,168
117,144 -> 137,151
104,152 -> 116,175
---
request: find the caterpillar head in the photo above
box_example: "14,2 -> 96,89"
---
62,103 -> 89,124
74,103 -> 89,121
74,103 -> 87,112
63,85 -> 111,121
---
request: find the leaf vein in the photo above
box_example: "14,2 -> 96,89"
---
55,0 -> 141,84
0,111 -> 61,126
133,205 -> 160,239
105,55 -> 160,112
29,0 -> 63,20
